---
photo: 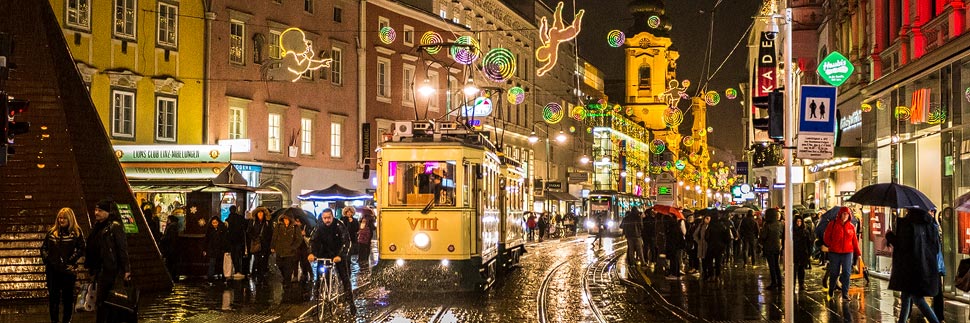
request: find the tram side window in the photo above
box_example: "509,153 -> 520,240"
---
387,161 -> 457,206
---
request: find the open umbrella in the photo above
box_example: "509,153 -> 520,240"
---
652,205 -> 684,220
297,184 -> 371,201
847,182 -> 935,210
272,207 -> 316,227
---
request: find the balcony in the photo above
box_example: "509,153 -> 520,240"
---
921,8 -> 952,54
878,41 -> 901,76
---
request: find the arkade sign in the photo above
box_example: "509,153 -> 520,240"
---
817,51 -> 854,87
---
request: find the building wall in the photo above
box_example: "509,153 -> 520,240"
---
205,0 -> 360,196
49,0 -> 206,145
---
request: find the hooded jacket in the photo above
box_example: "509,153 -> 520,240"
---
888,208 -> 941,296
823,211 -> 861,256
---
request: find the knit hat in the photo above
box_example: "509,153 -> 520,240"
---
95,199 -> 114,212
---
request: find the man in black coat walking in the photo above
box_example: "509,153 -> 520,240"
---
621,207 -> 643,266
225,205 -> 248,278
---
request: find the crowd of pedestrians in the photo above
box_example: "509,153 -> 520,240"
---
38,200 -> 377,322
613,203 -> 948,322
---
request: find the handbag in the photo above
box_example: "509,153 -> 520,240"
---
250,239 -> 262,253
104,278 -> 139,319
955,259 -> 970,292
75,282 -> 96,312
222,252 -> 234,277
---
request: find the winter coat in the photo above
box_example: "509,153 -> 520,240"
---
160,222 -> 180,257
343,216 -> 361,244
226,212 -> 248,246
887,209 -> 941,296
641,213 -> 657,244
740,216 -> 759,240
792,224 -> 813,268
693,222 -> 710,260
309,220 -> 351,259
621,211 -> 642,238
40,228 -> 85,274
248,219 -> 273,255
204,223 -> 229,258
707,217 -> 734,255
665,218 -> 686,251
358,226 -> 373,245
271,222 -> 302,258
527,215 -> 537,229
760,220 -> 784,253
823,219 -> 861,256
85,220 -> 130,276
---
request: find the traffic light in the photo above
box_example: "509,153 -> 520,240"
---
1,91 -> 29,156
752,89 -> 784,141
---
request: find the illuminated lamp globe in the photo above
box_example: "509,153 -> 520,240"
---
462,79 -> 479,96
528,132 -> 539,144
417,79 -> 435,97
555,131 -> 568,143
580,155 -> 590,164
636,171 -> 644,178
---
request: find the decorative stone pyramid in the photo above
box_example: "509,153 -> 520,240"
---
0,0 -> 171,299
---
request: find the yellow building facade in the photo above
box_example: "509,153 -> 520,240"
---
48,0 -> 205,145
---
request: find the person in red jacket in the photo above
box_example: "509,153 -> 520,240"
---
823,207 -> 861,300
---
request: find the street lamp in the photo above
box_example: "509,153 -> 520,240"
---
528,131 -> 539,144
462,78 -> 479,96
579,155 -> 590,164
636,171 -> 644,178
555,130 -> 568,144
418,78 -> 435,97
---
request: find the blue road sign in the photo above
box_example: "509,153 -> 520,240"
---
799,85 -> 838,133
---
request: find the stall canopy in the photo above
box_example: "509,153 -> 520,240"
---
298,184 -> 371,201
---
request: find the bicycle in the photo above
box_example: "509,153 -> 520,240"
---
314,258 -> 340,321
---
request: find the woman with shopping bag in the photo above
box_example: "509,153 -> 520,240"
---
41,207 -> 85,323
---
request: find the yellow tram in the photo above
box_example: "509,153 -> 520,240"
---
375,120 -> 527,290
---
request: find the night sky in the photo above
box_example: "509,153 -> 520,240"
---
567,0 -> 762,160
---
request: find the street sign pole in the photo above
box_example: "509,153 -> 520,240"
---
781,2 -> 795,323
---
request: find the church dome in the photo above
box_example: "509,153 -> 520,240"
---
627,0 -> 671,37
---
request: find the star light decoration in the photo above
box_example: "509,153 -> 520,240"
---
536,2 -> 585,77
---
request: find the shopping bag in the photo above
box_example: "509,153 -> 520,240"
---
75,282 -> 96,312
222,252 -> 233,278
104,278 -> 139,322
955,258 -> 970,292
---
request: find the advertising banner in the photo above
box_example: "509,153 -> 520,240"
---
755,32 -> 778,97
960,211 -> 970,254
871,207 -> 892,257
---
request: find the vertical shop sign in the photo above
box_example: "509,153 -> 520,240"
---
755,32 -> 777,97
871,207 -> 893,257
960,211 -> 970,254
117,204 -> 139,234
361,123 -> 371,162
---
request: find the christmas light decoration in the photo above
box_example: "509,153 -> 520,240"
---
570,105 -> 586,120
725,88 -> 738,99
650,139 -> 666,154
895,106 -> 912,121
704,91 -> 721,106
271,28 -> 332,82
861,103 -> 873,112
662,107 -> 684,127
481,48 -> 516,82
928,107 -> 946,125
450,36 -> 481,65
647,15 -> 661,29
507,87 -> 525,104
682,136 -> 694,147
543,102 -> 565,124
379,26 -> 396,44
420,31 -> 443,54
536,2 -> 585,76
607,30 -> 625,47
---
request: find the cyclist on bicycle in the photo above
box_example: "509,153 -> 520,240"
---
307,208 -> 356,314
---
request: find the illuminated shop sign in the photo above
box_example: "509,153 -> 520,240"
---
115,145 -> 231,163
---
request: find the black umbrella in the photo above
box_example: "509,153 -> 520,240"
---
297,184 -> 371,201
847,182 -> 936,210
272,207 -> 317,227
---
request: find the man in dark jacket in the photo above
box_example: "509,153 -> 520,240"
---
641,210 -> 657,265
664,213 -> 686,279
739,211 -> 760,266
85,200 -> 131,323
761,208 -> 784,290
308,208 -> 356,314
621,207 -> 643,266
160,215 -> 180,280
225,205 -> 248,278
887,208 -> 940,322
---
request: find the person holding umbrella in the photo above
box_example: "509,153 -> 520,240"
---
823,207 -> 861,301
887,208 -> 941,323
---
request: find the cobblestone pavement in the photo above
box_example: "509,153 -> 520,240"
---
632,255 -> 970,323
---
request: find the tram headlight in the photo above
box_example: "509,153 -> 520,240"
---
413,232 -> 431,249
396,259 -> 405,267
585,219 -> 594,229
441,259 -> 450,267
607,220 -> 616,228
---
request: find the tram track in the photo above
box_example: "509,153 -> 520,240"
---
536,259 -> 571,323
582,245 -> 626,323
536,240 -> 627,323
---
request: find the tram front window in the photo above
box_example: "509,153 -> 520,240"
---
388,161 -> 457,206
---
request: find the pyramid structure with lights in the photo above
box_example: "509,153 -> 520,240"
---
0,0 -> 171,298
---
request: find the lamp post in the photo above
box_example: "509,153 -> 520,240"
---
529,121 -> 569,212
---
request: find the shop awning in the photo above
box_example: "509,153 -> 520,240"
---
121,162 -> 229,180
535,191 -> 580,201
129,184 -> 208,193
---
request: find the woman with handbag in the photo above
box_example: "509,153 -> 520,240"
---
204,216 -> 229,282
85,200 -> 131,323
248,207 -> 272,283
41,207 -> 85,323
